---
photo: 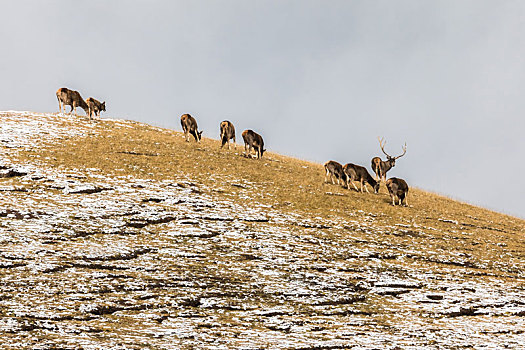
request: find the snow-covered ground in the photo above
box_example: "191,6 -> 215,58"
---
0,111 -> 524,349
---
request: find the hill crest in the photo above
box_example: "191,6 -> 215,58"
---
0,111 -> 524,349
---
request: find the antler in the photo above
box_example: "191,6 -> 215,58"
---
394,142 -> 407,159
378,137 -> 392,157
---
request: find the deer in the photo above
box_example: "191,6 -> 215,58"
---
343,163 -> 380,193
324,160 -> 347,186
242,129 -> 265,159
220,120 -> 236,149
386,177 -> 409,206
85,97 -> 106,120
371,137 -> 407,182
56,87 -> 89,116
180,114 -> 202,142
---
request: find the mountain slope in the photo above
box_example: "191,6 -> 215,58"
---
1,111 -> 524,349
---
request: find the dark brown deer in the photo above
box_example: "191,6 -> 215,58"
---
343,163 -> 380,193
86,97 -> 106,120
56,87 -> 89,116
371,137 -> 407,182
324,160 -> 347,186
220,120 -> 236,149
180,114 -> 202,142
386,177 -> 409,206
242,129 -> 265,159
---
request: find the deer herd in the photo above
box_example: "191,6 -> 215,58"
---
56,87 -> 409,207
56,88 -> 105,121
324,138 -> 409,206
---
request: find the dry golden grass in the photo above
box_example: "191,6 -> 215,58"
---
12,115 -> 523,273
3,112 -> 524,349
20,116 -> 522,233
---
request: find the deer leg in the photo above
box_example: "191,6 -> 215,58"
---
351,180 -> 359,191
364,182 -> 370,194
233,137 -> 236,149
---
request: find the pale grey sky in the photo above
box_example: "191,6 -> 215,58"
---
1,1 -> 524,218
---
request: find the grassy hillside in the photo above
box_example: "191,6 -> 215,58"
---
1,111 -> 524,349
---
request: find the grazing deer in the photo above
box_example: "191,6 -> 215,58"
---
324,161 -> 347,186
220,120 -> 236,149
56,87 -> 89,116
242,129 -> 265,159
386,177 -> 409,206
86,97 -> 106,120
371,137 -> 407,182
180,114 -> 202,142
343,163 -> 380,193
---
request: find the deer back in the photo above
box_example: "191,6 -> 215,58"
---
220,121 -> 235,140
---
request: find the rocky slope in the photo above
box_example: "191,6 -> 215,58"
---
0,111 -> 524,349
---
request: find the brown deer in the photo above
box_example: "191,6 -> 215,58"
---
86,97 -> 106,120
242,129 -> 265,159
343,163 -> 380,193
371,137 -> 407,182
220,120 -> 236,149
180,114 -> 202,142
324,160 -> 347,186
56,87 -> 89,116
386,177 -> 409,206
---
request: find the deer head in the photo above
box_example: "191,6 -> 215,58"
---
378,137 -> 407,166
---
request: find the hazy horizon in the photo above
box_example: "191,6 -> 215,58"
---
1,1 -> 524,218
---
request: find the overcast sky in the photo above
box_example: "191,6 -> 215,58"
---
1,1 -> 524,218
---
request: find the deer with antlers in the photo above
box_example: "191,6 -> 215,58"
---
371,137 -> 407,182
